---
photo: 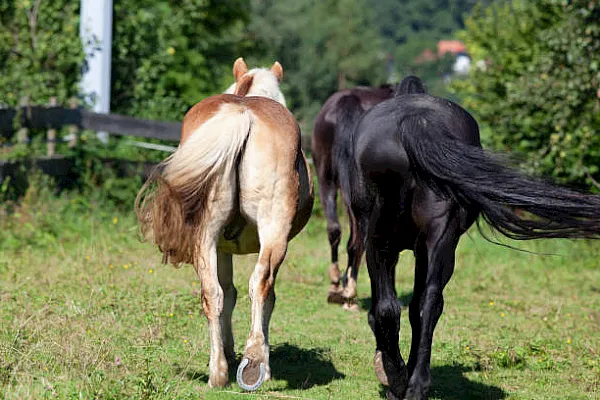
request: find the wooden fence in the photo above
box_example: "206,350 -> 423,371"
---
0,100 -> 311,189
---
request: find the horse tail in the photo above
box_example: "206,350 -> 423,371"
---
399,115 -> 600,240
135,104 -> 253,264
333,94 -> 366,244
333,94 -> 363,191
336,94 -> 364,137
395,75 -> 427,96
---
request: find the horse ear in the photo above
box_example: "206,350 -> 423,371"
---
233,57 -> 248,81
271,61 -> 283,82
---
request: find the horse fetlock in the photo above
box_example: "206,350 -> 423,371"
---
374,350 -> 408,394
341,280 -> 357,300
328,262 -> 341,284
208,367 -> 229,388
404,374 -> 430,400
402,385 -> 428,400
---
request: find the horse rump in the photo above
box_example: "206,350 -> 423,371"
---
135,104 -> 253,265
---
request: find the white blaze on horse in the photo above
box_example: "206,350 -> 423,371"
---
135,58 -> 314,391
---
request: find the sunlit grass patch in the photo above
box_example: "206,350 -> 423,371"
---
1,188 -> 598,399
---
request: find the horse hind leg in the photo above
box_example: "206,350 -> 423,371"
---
236,174 -> 296,390
195,239 -> 229,388
194,181 -> 237,388
237,224 -> 289,391
365,198 -> 408,399
318,179 -> 344,303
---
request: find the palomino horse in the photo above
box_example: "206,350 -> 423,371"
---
136,58 -> 314,391
338,83 -> 600,400
311,77 -> 426,310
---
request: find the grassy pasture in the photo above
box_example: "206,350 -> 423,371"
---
0,188 -> 599,400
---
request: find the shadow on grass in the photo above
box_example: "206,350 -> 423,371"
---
378,364 -> 507,399
269,343 -> 345,389
359,291 -> 413,311
180,343 -> 344,390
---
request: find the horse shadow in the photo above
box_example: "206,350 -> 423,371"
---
378,364 -> 507,399
269,343 -> 345,389
181,342 -> 344,390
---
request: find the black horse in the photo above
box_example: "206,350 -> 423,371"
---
338,83 -> 600,399
312,77 -> 426,310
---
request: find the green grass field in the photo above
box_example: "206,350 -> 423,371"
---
1,188 -> 599,399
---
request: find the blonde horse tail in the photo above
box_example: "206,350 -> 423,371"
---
135,104 -> 253,265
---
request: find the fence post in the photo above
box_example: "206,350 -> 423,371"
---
16,96 -> 29,145
47,97 -> 57,157
68,97 -> 79,148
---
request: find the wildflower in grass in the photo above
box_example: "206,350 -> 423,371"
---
184,339 -> 188,344
113,217 -> 118,225
85,255 -> 91,261
489,301 -> 495,306
465,345 -> 471,351
500,313 -> 505,317
167,47 -> 176,55
109,264 -> 114,269
148,269 -> 153,274
567,338 -> 572,344
115,355 -> 121,366
169,313 -> 174,317
123,264 -> 129,269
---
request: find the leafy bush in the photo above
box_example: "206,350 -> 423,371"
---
0,0 -> 84,107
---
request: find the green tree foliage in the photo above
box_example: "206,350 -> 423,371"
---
367,0 -> 486,67
111,0 -> 253,121
453,0 -> 600,187
249,0 -> 386,125
0,0 -> 84,106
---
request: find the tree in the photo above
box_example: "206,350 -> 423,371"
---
0,0 -> 84,106
367,0 -> 488,68
111,0 -> 254,121
249,0 -> 386,125
453,0 -> 600,187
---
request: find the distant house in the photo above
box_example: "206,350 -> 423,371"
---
437,40 -> 467,57
414,40 -> 471,76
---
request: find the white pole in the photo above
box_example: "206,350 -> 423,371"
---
80,0 -> 113,143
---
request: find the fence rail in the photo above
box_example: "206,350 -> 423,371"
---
0,105 -> 181,142
0,104 -> 312,193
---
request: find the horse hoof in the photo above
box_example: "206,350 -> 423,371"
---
236,358 -> 266,391
342,302 -> 360,312
374,350 -> 390,386
327,286 -> 345,304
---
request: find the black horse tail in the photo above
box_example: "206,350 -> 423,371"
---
395,75 -> 427,96
333,94 -> 365,211
400,115 -> 600,240
336,94 -> 364,136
